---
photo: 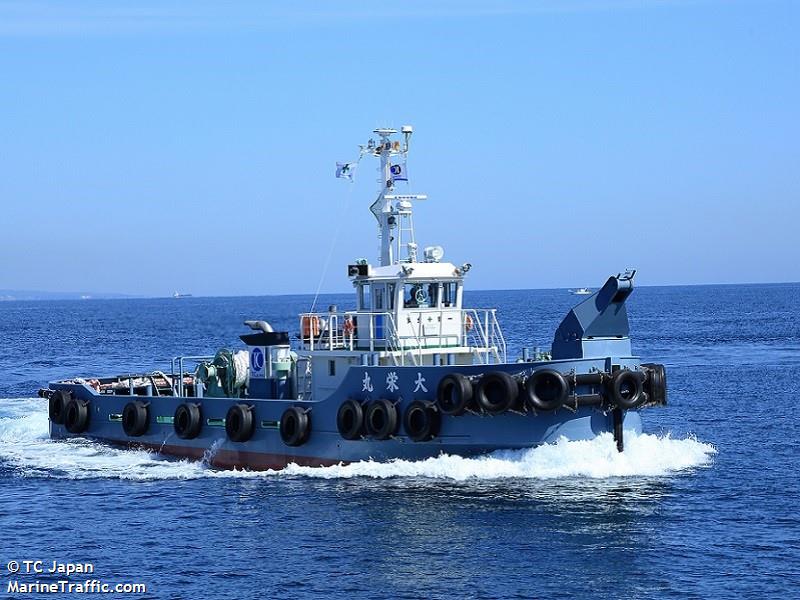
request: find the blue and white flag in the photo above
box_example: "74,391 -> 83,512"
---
390,161 -> 408,182
336,162 -> 357,181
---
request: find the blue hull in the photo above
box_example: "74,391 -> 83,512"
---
48,358 -> 646,470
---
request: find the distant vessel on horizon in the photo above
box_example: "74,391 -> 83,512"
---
173,292 -> 193,299
570,288 -> 592,295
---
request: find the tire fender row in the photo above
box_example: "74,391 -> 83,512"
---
337,398 -> 440,442
48,363 -> 665,448
335,363 -> 667,443
48,393 -> 314,449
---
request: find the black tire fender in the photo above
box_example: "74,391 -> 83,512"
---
475,371 -> 519,414
365,399 -> 399,440
49,390 -> 70,425
174,403 -> 203,440
63,397 -> 90,434
525,369 -> 569,412
403,400 -> 441,442
436,373 -> 473,416
642,363 -> 667,406
226,403 -> 255,442
337,399 -> 364,440
608,369 -> 646,410
280,406 -> 311,447
122,400 -> 149,437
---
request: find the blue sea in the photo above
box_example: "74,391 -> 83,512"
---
1,285 -> 798,598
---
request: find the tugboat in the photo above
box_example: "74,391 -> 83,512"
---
39,126 -> 667,470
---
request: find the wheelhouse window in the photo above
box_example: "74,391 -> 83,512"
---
387,283 -> 396,309
404,282 -> 431,308
442,282 -> 458,307
358,283 -> 371,310
427,283 -> 441,307
373,285 -> 384,310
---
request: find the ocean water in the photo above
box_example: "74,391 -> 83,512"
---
0,285 -> 798,599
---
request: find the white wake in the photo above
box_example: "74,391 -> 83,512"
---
0,398 -> 715,481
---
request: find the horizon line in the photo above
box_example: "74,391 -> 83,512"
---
3,278 -> 798,301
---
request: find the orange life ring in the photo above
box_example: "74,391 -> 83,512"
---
343,317 -> 355,336
302,315 -> 321,338
464,314 -> 474,332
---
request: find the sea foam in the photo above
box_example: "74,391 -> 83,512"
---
0,398 -> 715,481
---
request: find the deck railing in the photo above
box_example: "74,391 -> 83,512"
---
169,355 -> 213,397
298,308 -> 506,365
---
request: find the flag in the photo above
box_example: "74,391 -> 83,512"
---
390,161 -> 408,182
336,162 -> 357,181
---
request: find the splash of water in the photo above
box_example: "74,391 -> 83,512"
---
0,398 -> 715,482
202,438 -> 225,466
282,432 -> 715,480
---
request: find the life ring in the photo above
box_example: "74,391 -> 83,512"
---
226,403 -> 255,442
49,390 -> 70,425
525,369 -> 569,412
301,315 -> 321,339
365,399 -> 399,440
63,398 -> 90,434
403,401 -> 441,442
280,406 -> 311,446
608,369 -> 646,410
475,371 -> 519,414
174,403 -> 203,439
343,317 -> 355,336
464,314 -> 474,332
337,399 -> 364,440
436,373 -> 473,416
642,363 -> 667,406
122,400 -> 149,437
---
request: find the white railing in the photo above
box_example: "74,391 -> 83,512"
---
298,312 -> 355,352
170,355 -> 214,396
298,308 -> 506,366
299,311 -> 400,354
462,308 -> 506,365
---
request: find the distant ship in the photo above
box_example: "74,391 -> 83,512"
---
173,292 -> 193,298
570,288 -> 592,295
40,125 -> 666,470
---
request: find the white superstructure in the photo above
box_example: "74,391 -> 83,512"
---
297,127 -> 505,398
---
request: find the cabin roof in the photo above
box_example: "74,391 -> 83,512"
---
356,262 -> 462,282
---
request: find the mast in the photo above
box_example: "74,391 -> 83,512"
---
363,126 -> 426,266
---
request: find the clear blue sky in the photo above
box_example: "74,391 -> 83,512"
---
1,1 -> 798,296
